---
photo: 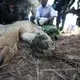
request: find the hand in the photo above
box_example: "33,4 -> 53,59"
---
39,18 -> 48,25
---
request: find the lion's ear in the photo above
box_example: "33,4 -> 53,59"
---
0,46 -> 8,65
0,46 -> 9,64
0,46 -> 16,65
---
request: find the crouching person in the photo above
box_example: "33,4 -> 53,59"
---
30,0 -> 58,40
30,0 -> 57,26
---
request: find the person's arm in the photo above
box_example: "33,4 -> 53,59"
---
48,7 -> 58,21
35,6 -> 44,25
36,7 -> 41,20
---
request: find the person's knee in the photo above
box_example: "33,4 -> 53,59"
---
30,16 -> 35,23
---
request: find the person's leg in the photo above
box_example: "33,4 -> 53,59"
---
0,3 -> 3,24
56,11 -> 61,30
30,16 -> 36,23
61,13 -> 66,31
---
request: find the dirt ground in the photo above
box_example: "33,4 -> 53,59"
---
0,25 -> 80,80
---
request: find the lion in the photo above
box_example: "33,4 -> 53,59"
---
0,20 -> 55,66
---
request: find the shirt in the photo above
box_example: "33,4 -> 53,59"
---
36,4 -> 57,18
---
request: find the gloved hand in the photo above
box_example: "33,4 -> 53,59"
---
39,18 -> 48,25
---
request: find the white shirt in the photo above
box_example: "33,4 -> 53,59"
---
36,4 -> 57,18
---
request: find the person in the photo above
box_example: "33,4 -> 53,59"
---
0,0 -> 3,24
34,0 -> 57,26
52,0 -> 75,30
30,0 -> 58,40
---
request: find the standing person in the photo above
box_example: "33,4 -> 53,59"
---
35,0 -> 57,26
52,0 -> 75,30
0,0 -> 3,24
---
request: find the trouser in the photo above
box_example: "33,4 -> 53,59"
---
0,3 -> 3,24
56,11 -> 66,31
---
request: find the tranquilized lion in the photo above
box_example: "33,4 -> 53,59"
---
0,20 -> 55,66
